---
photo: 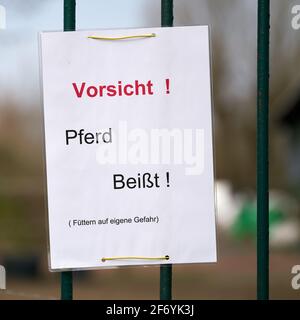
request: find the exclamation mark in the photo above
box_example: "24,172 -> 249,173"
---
166,172 -> 170,187
165,79 -> 170,94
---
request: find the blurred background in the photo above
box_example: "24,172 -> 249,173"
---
1,0 -> 300,300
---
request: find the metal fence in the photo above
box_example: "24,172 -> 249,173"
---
60,0 -> 270,300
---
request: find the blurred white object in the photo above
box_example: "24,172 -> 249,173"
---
269,190 -> 300,247
215,180 -> 243,230
271,220 -> 300,247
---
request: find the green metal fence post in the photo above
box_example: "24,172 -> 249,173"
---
161,0 -> 174,27
160,264 -> 173,300
61,0 -> 76,301
64,0 -> 76,31
160,0 -> 173,301
61,271 -> 73,300
257,0 -> 270,300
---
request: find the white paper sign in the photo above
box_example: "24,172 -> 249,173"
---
40,26 -> 216,271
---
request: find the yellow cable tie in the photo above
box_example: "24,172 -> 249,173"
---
101,255 -> 169,262
88,33 -> 156,41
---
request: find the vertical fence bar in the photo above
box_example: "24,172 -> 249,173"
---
61,0 -> 76,301
161,0 -> 174,27
160,265 -> 173,300
64,0 -> 76,31
160,0 -> 173,301
61,271 -> 73,300
257,0 -> 270,300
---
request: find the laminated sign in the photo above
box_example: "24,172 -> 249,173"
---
40,26 -> 217,271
